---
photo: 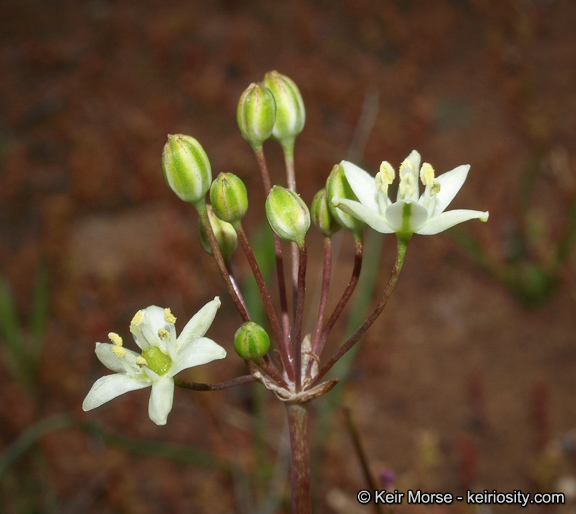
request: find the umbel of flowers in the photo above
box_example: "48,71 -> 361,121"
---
83,71 -> 488,514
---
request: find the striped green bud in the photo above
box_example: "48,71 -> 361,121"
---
265,186 -> 310,245
234,322 -> 270,360
162,134 -> 212,205
237,83 -> 276,149
326,164 -> 365,234
210,173 -> 248,223
311,188 -> 341,237
263,71 -> 305,145
199,206 -> 238,261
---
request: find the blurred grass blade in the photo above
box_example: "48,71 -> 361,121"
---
0,275 -> 23,352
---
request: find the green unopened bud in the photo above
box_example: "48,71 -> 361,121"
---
265,186 -> 310,244
326,164 -> 365,234
234,321 -> 270,360
237,83 -> 276,149
162,135 -> 212,205
210,173 -> 249,223
199,206 -> 238,261
263,71 -> 305,146
311,188 -> 341,237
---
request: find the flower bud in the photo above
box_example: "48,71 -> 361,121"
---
162,135 -> 212,205
234,321 -> 270,360
210,173 -> 249,223
265,186 -> 310,244
326,164 -> 365,234
311,188 -> 341,238
236,83 -> 276,149
199,206 -> 238,261
263,71 -> 305,145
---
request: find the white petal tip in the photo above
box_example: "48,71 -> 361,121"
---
481,211 -> 489,222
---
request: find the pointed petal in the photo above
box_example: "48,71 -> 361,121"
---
333,198 -> 394,233
340,161 -> 379,211
82,373 -> 150,411
148,377 -> 175,426
386,200 -> 429,232
434,165 -> 470,214
176,297 -> 221,353
416,209 -> 489,235
171,337 -> 226,376
131,305 -> 167,350
95,343 -> 142,375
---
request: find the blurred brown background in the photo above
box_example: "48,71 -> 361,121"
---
1,0 -> 576,512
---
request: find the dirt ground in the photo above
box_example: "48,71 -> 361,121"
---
2,0 -> 576,512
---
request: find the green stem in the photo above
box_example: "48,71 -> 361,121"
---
286,403 -> 311,514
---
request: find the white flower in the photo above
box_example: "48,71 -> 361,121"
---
332,150 -> 489,238
83,297 -> 226,425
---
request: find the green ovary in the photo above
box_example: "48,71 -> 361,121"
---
142,346 -> 172,376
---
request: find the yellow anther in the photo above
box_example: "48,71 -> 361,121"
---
158,328 -> 170,341
136,356 -> 148,366
376,161 -> 395,194
108,332 -> 123,346
111,346 -> 126,358
420,163 -> 435,187
164,308 -> 176,324
131,310 -> 144,327
380,161 -> 395,182
399,157 -> 414,177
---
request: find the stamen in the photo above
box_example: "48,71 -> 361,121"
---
429,179 -> 441,195
136,356 -> 148,366
111,346 -> 126,358
399,172 -> 415,198
420,163 -> 435,186
131,310 -> 144,327
164,308 -> 176,324
108,332 -> 123,346
158,328 -> 170,341
376,161 -> 395,195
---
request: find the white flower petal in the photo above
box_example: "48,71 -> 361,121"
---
82,373 -> 150,411
171,337 -> 226,376
334,198 -> 394,233
385,201 -> 428,232
176,297 -> 221,352
416,209 -> 489,235
433,165 -> 470,215
131,305 -> 169,351
148,376 -> 175,426
95,343 -> 142,375
340,161 -> 379,211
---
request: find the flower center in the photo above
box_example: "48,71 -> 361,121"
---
142,346 -> 172,376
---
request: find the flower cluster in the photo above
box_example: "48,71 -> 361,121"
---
84,71 -> 489,427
